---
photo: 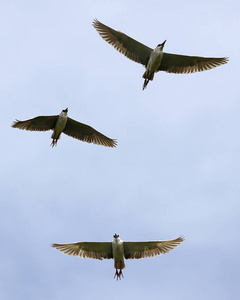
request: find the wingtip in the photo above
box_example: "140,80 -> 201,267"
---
112,139 -> 118,148
179,235 -> 185,242
11,119 -> 19,128
51,243 -> 60,249
92,18 -> 99,27
219,57 -> 229,65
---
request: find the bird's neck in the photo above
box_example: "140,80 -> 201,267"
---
155,46 -> 163,53
113,238 -> 122,245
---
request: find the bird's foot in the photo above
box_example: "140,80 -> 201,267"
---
142,79 -> 149,90
50,139 -> 58,147
113,269 -> 124,280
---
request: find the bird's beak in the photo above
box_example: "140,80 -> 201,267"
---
162,40 -> 166,46
62,108 -> 68,113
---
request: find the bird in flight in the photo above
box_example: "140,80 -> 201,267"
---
93,19 -> 228,90
12,108 -> 117,148
52,234 -> 184,280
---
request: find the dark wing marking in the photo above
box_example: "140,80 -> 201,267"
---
160,53 -> 228,74
12,116 -> 58,131
63,117 -> 117,148
124,236 -> 184,259
52,242 -> 113,260
93,19 -> 152,66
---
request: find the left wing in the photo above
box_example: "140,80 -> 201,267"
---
63,118 -> 117,148
159,53 -> 228,74
123,236 -> 184,259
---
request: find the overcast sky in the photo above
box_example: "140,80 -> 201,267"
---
1,0 -> 239,299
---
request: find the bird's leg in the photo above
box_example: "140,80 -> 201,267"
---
114,270 -> 119,280
113,269 -> 124,280
50,139 -> 58,147
142,79 -> 149,90
118,269 -> 124,279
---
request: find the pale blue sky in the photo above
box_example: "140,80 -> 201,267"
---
1,1 -> 239,299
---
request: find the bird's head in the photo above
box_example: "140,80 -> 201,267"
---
157,40 -> 166,50
113,233 -> 119,239
62,108 -> 68,113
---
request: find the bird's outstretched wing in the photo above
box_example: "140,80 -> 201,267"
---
160,53 -> 228,74
93,19 -> 152,66
123,236 -> 184,259
52,242 -> 113,260
63,118 -> 117,148
12,116 -> 58,131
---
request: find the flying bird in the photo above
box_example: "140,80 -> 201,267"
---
12,108 -> 117,148
93,19 -> 228,90
52,234 -> 184,280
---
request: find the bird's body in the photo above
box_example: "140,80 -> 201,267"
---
142,42 -> 166,89
112,234 -> 125,279
12,108 -> 117,148
52,234 -> 184,280
92,19 -> 228,90
50,109 -> 68,146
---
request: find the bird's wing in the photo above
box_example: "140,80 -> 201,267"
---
123,236 -> 184,259
159,53 -> 228,73
52,242 -> 113,260
93,19 -> 152,66
12,116 -> 58,131
63,117 -> 117,148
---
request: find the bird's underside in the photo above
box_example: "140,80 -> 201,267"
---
12,116 -> 117,148
52,236 -> 184,280
93,19 -> 228,89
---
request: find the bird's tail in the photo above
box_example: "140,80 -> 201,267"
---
142,70 -> 154,81
51,132 -> 61,140
50,132 -> 61,147
142,71 -> 154,90
114,260 -> 125,270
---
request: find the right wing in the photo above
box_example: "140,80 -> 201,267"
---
93,19 -> 152,66
52,242 -> 113,260
12,116 -> 58,131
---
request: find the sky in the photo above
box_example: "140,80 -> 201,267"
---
1,0 -> 240,299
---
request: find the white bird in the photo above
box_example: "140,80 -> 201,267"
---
12,108 -> 117,148
52,234 -> 184,280
93,19 -> 228,90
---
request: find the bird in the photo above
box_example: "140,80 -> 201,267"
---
52,234 -> 184,280
12,108 -> 117,148
92,19 -> 228,90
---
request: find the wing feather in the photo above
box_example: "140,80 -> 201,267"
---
12,116 -> 58,131
63,118 -> 117,148
160,53 -> 228,74
52,242 -> 113,260
123,236 -> 184,259
93,19 -> 152,66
